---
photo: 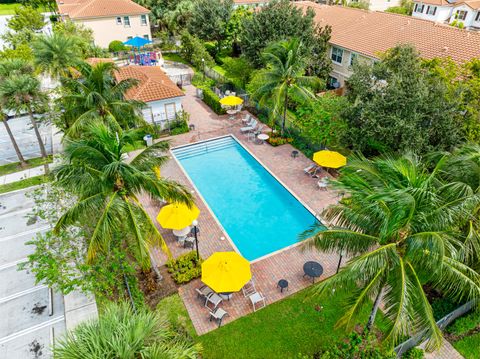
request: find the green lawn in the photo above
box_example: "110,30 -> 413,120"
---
157,289 -> 388,359
452,333 -> 480,359
0,3 -> 20,15
0,156 -> 53,176
162,53 -> 190,65
0,175 -> 49,194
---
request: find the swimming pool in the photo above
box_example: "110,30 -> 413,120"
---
172,136 -> 324,261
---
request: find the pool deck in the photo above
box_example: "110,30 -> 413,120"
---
142,85 -> 341,335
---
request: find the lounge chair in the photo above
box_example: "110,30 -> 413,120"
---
317,177 -> 329,191
209,307 -> 228,327
184,236 -> 195,249
205,293 -> 223,310
304,164 -> 320,178
242,279 -> 256,297
248,292 -> 266,312
240,119 -> 258,134
241,114 -> 252,124
196,285 -> 214,304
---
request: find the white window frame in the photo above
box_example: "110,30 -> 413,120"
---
141,14 -> 147,26
331,47 -> 344,65
414,3 -> 424,13
124,16 -> 130,27
116,16 -> 122,25
426,5 -> 437,15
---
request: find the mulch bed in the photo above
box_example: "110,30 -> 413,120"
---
138,265 -> 180,310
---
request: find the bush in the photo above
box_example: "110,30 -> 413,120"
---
202,87 -> 226,115
180,30 -> 214,69
403,348 -> 424,359
109,40 -> 126,52
446,311 -> 480,336
166,251 -> 202,284
168,111 -> 190,135
266,132 -> 293,147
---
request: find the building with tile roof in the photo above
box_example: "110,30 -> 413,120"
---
56,0 -> 152,48
296,2 -> 480,87
412,0 -> 480,29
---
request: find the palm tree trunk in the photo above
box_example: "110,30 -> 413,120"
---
27,107 -> 49,174
2,118 -> 27,167
366,286 -> 384,332
281,90 -> 288,136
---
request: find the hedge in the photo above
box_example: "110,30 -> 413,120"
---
201,86 -> 226,115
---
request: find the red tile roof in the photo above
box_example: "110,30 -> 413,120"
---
57,0 -> 149,19
296,2 -> 480,63
115,66 -> 185,103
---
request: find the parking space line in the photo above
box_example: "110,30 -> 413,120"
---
0,258 -> 27,271
0,226 -> 50,242
0,285 -> 48,304
0,316 -> 65,344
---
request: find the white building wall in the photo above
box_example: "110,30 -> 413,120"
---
142,97 -> 184,128
72,14 -> 151,48
369,0 -> 402,12
449,4 -> 478,27
412,3 -> 453,22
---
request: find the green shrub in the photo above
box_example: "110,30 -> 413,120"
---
180,30 -> 214,69
202,87 -> 226,115
446,311 -> 480,336
109,40 -> 126,52
166,251 -> 202,284
169,110 -> 190,135
431,296 -> 460,320
403,348 -> 424,359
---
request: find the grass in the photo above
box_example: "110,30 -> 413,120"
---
156,289 -> 388,359
162,53 -> 190,65
0,175 -> 49,194
0,156 -> 53,177
0,4 -> 47,15
452,333 -> 480,359
212,65 -> 226,77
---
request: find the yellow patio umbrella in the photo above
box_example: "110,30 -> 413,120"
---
156,202 -> 200,230
201,251 -> 251,293
313,150 -> 347,169
219,96 -> 243,107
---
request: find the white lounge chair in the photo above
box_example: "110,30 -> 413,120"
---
317,177 -> 329,190
205,293 -> 223,310
242,279 -> 256,297
241,114 -> 252,124
248,292 -> 266,312
196,285 -> 214,304
240,119 -> 258,133
304,164 -> 320,178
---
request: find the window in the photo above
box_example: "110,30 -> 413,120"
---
350,52 -> 357,67
426,6 -> 437,15
127,36 -> 133,40
124,16 -> 130,26
116,16 -> 122,25
331,47 -> 343,64
327,76 -> 339,90
414,3 -> 424,13
456,10 -> 468,20
476,11 -> 480,21
143,34 -> 149,40
141,14 -> 147,26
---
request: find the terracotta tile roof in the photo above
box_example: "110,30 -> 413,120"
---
56,0 -> 149,19
296,2 -> 480,63
115,66 -> 185,103
234,0 -> 270,4
457,0 -> 480,9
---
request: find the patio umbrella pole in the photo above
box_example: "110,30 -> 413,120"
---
192,219 -> 199,260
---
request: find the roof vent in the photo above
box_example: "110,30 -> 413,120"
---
443,46 -> 449,52
407,20 -> 411,25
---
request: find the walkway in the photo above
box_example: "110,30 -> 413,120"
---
143,85 -> 340,334
0,166 -> 46,185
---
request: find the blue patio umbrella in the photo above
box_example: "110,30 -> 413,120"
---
123,36 -> 152,49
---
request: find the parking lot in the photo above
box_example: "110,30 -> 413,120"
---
0,189 -> 66,358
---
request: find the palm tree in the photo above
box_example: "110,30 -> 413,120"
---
53,301 -> 202,358
303,153 -> 480,350
0,73 -> 50,172
59,61 -> 147,136
53,124 -> 193,268
0,59 -> 35,167
32,32 -> 82,79
251,38 -> 320,136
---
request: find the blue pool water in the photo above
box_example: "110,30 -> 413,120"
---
172,136 -> 323,261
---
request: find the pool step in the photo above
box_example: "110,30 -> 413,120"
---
173,137 -> 238,160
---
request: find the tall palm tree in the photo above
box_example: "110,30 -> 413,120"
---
59,61 -> 146,136
53,301 -> 202,359
32,32 -> 82,79
303,153 -> 480,350
0,73 -> 50,172
0,59 -> 35,167
251,38 -> 320,136
53,124 -> 193,268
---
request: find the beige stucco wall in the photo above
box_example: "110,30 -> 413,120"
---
328,45 -> 375,87
73,14 -> 151,48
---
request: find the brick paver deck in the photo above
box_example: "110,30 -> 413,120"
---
143,85 -> 341,335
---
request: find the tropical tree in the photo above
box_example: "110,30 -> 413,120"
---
0,59 -> 33,166
32,33 -> 82,78
53,301 -> 202,358
250,38 -> 320,136
58,61 -> 146,135
303,153 -> 480,350
53,124 -> 193,269
0,72 -> 49,171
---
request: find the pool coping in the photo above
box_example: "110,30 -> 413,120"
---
170,134 -> 329,264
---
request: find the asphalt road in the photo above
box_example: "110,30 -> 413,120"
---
0,188 -> 65,359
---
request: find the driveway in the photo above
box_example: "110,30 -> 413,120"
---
0,188 -> 65,359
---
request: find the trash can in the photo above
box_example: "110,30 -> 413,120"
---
196,88 -> 203,99
143,134 -> 153,147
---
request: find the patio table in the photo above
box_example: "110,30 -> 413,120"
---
173,226 -> 191,243
226,109 -> 238,121
303,261 -> 323,283
257,133 -> 269,145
